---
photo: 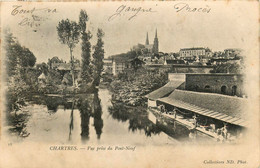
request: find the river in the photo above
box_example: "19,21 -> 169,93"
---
4,89 -> 201,145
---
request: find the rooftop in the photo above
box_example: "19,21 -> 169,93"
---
158,89 -> 248,127
180,47 -> 205,51
145,80 -> 185,100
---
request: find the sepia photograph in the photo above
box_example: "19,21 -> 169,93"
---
0,1 -> 259,168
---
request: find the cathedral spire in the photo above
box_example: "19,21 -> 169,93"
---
145,32 -> 149,45
153,29 -> 159,54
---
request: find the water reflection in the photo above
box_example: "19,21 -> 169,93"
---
76,92 -> 104,142
5,89 -> 184,144
108,103 -> 161,137
77,97 -> 91,142
92,92 -> 103,139
69,101 -> 75,141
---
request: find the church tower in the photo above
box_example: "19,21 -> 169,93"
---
145,32 -> 149,45
153,29 -> 159,54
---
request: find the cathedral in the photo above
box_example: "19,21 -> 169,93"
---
132,29 -> 159,55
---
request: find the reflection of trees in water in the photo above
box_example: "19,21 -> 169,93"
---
68,100 -> 75,141
77,92 -> 104,141
44,96 -> 73,113
108,104 -> 129,122
92,92 -> 103,139
108,103 -> 161,137
45,97 -> 59,112
77,98 -> 91,142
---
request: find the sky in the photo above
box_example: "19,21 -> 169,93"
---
1,1 -> 258,63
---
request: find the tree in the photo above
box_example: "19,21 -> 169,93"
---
57,19 -> 80,86
20,47 -> 36,67
79,10 -> 92,84
4,29 -> 30,112
92,29 -> 105,87
4,29 -> 20,77
36,62 -> 48,75
210,63 -> 243,74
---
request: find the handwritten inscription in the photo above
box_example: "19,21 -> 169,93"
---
108,5 -> 156,21
174,3 -> 211,13
18,15 -> 46,27
11,5 -> 57,28
11,5 -> 57,16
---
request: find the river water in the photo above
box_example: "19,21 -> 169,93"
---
5,89 -> 199,145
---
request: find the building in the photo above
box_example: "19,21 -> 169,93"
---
156,89 -> 248,128
147,73 -> 245,107
145,74 -> 186,107
180,47 -> 205,59
179,47 -> 212,60
185,73 -> 244,97
112,56 -> 144,76
132,29 -> 159,55
153,29 -> 159,54
103,58 -> 113,74
112,58 -> 130,76
146,73 -> 248,140
38,72 -> 46,84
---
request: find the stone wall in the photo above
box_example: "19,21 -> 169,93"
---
185,74 -> 245,97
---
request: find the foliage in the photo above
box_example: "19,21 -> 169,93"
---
62,72 -> 73,86
57,19 -> 80,86
4,29 -> 18,77
92,29 -> 105,86
36,62 -> 48,75
4,29 -> 36,77
79,10 -> 93,84
210,63 -> 243,74
4,29 -> 37,113
110,50 -> 137,60
57,19 -> 80,50
47,57 -> 64,68
46,69 -> 63,85
20,47 -> 36,67
21,68 -> 40,92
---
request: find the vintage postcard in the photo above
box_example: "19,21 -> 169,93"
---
0,1 -> 259,168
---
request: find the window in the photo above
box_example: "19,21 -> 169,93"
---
232,86 -> 237,96
221,86 -> 227,94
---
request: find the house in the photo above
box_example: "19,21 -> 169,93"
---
38,72 -> 46,84
112,55 -> 144,76
112,56 -> 132,76
103,58 -> 113,74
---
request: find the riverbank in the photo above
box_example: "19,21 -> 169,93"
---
4,103 -> 32,139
